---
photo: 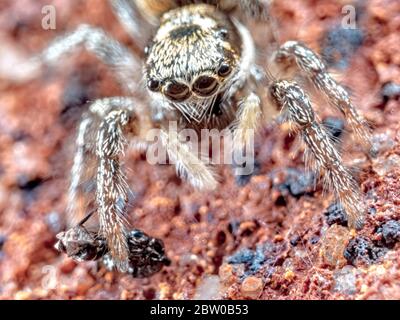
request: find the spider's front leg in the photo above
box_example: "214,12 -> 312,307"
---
92,101 -> 133,271
68,97 -> 141,271
275,41 -> 371,147
109,0 -> 148,46
221,0 -> 270,19
36,24 -> 141,93
269,80 -> 365,229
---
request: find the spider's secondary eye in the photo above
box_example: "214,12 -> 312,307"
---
164,82 -> 191,102
148,79 -> 160,91
218,63 -> 232,77
192,76 -> 219,97
217,28 -> 229,39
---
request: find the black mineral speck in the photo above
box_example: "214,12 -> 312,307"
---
376,220 -> 400,247
234,160 -> 261,186
0,235 -> 6,251
227,248 -> 255,265
61,73 -> 93,114
277,168 -> 315,198
344,237 -> 385,265
17,176 -> 44,191
321,27 -> 364,69
323,117 -> 345,140
228,220 -> 240,236
381,82 -> 400,102
324,202 -> 348,226
227,242 -> 286,276
290,235 -> 301,247
309,235 -> 320,245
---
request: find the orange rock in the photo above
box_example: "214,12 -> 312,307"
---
319,225 -> 352,268
240,276 -> 263,299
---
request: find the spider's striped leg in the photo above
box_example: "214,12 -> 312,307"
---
37,24 -> 141,93
220,0 -> 270,19
86,97 -> 139,271
66,113 -> 96,227
275,41 -> 371,147
269,80 -> 365,229
109,0 -> 150,47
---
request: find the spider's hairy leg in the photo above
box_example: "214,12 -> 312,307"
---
269,80 -> 365,229
220,0 -> 270,19
37,24 -> 140,93
67,114 -> 96,227
109,0 -> 149,47
159,127 -> 218,191
275,41 -> 371,147
89,97 -> 140,272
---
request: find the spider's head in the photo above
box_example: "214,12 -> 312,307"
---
144,4 -> 244,122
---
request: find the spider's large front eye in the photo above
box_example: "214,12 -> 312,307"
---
192,76 -> 219,97
164,82 -> 191,102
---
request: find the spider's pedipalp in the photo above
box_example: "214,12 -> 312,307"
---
37,24 -> 141,93
269,80 -> 365,229
233,92 -> 262,152
160,127 -> 218,191
275,41 -> 371,147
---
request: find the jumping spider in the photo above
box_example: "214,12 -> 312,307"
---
28,0 -> 371,275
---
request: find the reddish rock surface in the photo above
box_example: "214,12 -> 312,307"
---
0,0 -> 399,300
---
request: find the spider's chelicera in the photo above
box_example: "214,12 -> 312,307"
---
31,0 -> 371,277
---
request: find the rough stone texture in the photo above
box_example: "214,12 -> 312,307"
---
0,0 -> 399,300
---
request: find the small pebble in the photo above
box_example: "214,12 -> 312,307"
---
193,275 -> 221,300
284,269 -> 295,282
319,225 -> 352,268
333,266 -> 359,295
219,263 -> 236,286
240,276 -> 263,299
